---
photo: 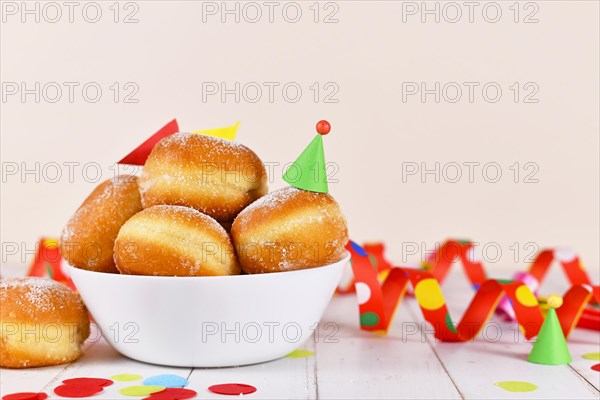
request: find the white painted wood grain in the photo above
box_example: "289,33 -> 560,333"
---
0,343 -> 91,395
43,339 -> 192,398
403,267 -> 600,400
562,323 -> 600,391
1,267 -> 599,399
187,344 -> 318,399
0,323 -> 193,399
409,302 -> 598,399
316,295 -> 462,399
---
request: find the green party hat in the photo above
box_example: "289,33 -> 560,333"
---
282,120 -> 331,193
528,298 -> 572,365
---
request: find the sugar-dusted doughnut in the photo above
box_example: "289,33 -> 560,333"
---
0,278 -> 90,368
138,133 -> 268,223
231,187 -> 349,273
61,176 -> 143,273
114,205 -> 240,276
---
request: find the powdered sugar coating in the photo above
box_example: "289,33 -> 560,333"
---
139,133 -> 268,222
134,204 -> 230,244
0,277 -> 90,368
63,176 -> 131,237
0,278 -> 80,319
114,205 -> 240,276
61,176 -> 142,273
159,132 -> 249,160
233,187 -> 334,232
231,187 -> 349,273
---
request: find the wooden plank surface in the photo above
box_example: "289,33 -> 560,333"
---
187,343 -> 317,399
405,300 -> 599,399
316,295 -> 462,399
404,266 -> 600,399
1,266 -> 599,399
568,328 -> 600,392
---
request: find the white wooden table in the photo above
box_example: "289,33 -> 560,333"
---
2,267 -> 599,399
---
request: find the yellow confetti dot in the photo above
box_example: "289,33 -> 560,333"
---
583,352 -> 600,361
495,381 -> 538,392
515,285 -> 538,307
414,278 -> 445,311
286,349 -> 315,358
119,385 -> 165,396
111,374 -> 143,382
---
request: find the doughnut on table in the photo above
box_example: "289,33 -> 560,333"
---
1,265 -> 598,399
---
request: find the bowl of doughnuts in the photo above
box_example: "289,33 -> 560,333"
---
60,126 -> 350,367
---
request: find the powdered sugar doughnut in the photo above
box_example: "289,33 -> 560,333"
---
0,278 -> 90,368
61,176 -> 143,273
114,205 -> 240,276
138,133 -> 268,223
231,187 -> 349,273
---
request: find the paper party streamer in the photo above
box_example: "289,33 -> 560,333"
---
208,383 -> 257,395
143,375 -> 188,388
144,388 -> 197,400
26,237 -> 74,290
118,119 -> 179,166
346,240 -> 599,340
119,386 -> 166,397
576,307 -> 600,331
192,121 -> 240,141
111,374 -> 143,382
592,364 -> 600,372
2,393 -> 48,400
495,381 -> 538,393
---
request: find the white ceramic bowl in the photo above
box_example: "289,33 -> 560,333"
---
69,252 -> 348,367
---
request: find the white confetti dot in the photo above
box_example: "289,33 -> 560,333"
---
355,282 -> 372,305
338,264 -> 354,291
466,246 -> 481,263
554,248 -> 576,263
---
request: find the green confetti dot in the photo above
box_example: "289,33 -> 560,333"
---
119,385 -> 165,396
368,254 -> 378,269
111,374 -> 143,382
445,312 -> 457,334
44,263 -> 54,278
495,381 -> 538,393
286,349 -> 315,358
495,279 -> 514,284
360,312 -> 380,327
583,352 -> 600,361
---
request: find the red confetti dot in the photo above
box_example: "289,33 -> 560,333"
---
208,383 -> 257,395
54,384 -> 104,398
2,393 -> 47,400
144,388 -> 197,400
592,363 -> 600,372
316,120 -> 331,135
62,378 -> 113,388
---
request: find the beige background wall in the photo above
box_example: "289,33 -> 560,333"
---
1,1 -> 598,272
